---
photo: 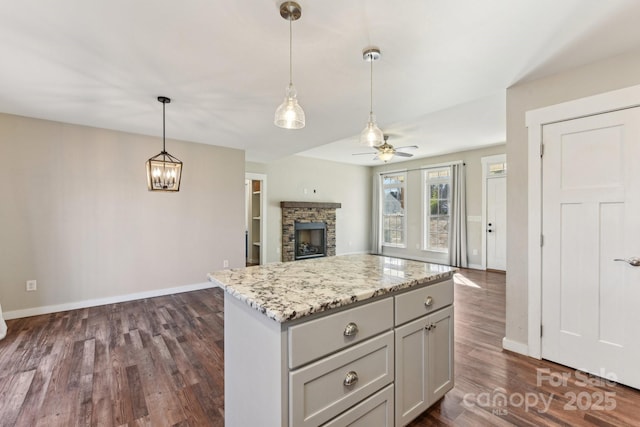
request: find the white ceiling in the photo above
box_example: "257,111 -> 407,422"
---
2,1 -> 640,166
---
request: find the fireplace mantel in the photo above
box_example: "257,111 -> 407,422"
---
280,201 -> 342,209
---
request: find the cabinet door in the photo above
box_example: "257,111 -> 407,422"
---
395,305 -> 454,427
426,305 -> 454,405
395,315 -> 429,426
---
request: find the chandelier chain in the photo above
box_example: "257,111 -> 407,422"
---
162,100 -> 166,153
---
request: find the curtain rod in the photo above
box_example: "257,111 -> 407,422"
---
377,160 -> 465,175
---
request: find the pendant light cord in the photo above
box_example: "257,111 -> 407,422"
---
289,17 -> 293,86
369,56 -> 374,115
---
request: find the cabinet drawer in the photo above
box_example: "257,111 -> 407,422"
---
290,331 -> 394,427
288,297 -> 393,369
395,279 -> 453,325
321,384 -> 394,427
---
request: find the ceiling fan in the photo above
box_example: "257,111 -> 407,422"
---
352,135 -> 418,162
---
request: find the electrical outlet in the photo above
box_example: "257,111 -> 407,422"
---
223,260 -> 229,268
26,280 -> 37,292
473,249 -> 479,256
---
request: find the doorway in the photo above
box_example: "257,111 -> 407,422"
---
245,173 -> 267,266
540,108 -> 640,389
481,154 -> 507,271
527,84 -> 640,390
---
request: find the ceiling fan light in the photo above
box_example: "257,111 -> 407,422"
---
360,113 -> 384,147
275,83 -> 305,129
378,150 -> 395,162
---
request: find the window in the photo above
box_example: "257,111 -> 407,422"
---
488,161 -> 507,176
381,172 -> 406,247
424,167 -> 451,252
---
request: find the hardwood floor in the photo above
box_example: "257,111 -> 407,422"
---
0,291 -> 225,427
0,269 -> 638,426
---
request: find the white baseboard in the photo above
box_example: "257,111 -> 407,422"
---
502,337 -> 529,356
336,250 -> 370,256
467,263 -> 484,270
3,282 -> 216,320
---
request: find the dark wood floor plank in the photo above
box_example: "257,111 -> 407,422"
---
125,365 -> 148,420
0,369 -> 36,427
109,348 -> 135,426
11,346 -> 58,427
90,369 -> 113,427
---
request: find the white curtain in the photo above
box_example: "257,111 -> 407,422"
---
371,173 -> 382,254
449,163 -> 468,267
0,303 -> 7,340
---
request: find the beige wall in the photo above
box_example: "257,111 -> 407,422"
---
246,157 -> 371,264
0,113 -> 245,315
506,47 -> 640,347
371,144 -> 506,266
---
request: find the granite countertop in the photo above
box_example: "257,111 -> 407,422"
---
208,254 -> 456,323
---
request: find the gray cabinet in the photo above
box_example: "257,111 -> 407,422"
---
394,282 -> 454,426
224,277 -> 453,427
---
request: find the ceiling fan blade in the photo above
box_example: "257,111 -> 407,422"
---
352,152 -> 375,156
395,152 -> 413,157
395,145 -> 419,151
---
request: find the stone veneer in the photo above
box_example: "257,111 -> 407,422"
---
281,202 -> 341,262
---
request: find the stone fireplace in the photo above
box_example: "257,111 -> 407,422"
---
281,201 -> 341,262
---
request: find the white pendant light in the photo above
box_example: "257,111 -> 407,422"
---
274,1 -> 305,129
146,96 -> 182,192
360,47 -> 384,147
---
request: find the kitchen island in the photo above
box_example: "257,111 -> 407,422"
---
208,254 -> 456,427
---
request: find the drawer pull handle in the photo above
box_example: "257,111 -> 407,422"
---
424,323 -> 437,331
424,296 -> 434,307
344,371 -> 359,387
343,322 -> 359,337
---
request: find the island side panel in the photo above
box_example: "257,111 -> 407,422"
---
224,294 -> 288,427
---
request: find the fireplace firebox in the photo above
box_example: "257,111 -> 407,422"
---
294,222 -> 327,260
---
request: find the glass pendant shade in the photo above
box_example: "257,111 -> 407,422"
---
275,83 -> 305,129
146,152 -> 182,191
146,96 -> 182,192
360,112 -> 384,147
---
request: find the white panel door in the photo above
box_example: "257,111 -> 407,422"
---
541,108 -> 640,389
486,176 -> 507,271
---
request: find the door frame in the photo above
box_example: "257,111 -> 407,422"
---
245,172 -> 267,265
525,84 -> 640,359
481,154 -> 506,271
